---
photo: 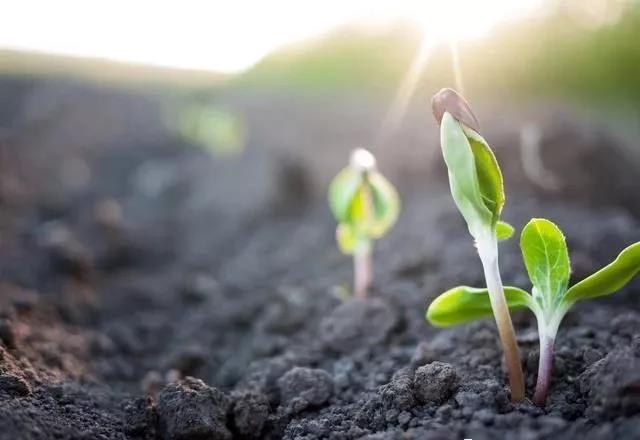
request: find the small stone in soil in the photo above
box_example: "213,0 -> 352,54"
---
379,370 -> 416,411
156,377 -> 231,440
413,361 -> 458,404
277,367 -> 333,414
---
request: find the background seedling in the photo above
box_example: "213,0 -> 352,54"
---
427,218 -> 640,405
431,88 -> 524,401
328,148 -> 400,298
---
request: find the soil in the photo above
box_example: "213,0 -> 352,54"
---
0,77 -> 638,439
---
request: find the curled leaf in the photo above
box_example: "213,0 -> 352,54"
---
439,112 -> 505,238
465,127 -> 505,224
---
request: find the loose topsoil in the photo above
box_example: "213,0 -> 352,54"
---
0,78 -> 638,439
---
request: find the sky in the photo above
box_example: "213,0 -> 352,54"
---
0,0 -> 544,73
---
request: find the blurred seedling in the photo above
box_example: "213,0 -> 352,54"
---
430,88 -> 525,401
428,218 -> 639,405
328,149 -> 400,299
172,102 -> 246,155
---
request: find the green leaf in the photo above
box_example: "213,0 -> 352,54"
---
464,126 -> 505,224
520,219 -> 571,309
496,221 -> 515,241
440,112 -> 493,237
426,285 -> 535,327
328,168 -> 363,223
329,162 -> 399,251
564,242 -> 640,303
368,172 -> 400,238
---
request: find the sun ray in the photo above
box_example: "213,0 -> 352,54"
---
373,35 -> 437,149
449,39 -> 465,95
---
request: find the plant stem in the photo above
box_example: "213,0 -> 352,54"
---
353,242 -> 372,299
533,332 -> 555,406
477,232 -> 525,401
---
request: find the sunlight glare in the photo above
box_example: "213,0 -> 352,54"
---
375,0 -> 542,146
408,0 -> 542,42
0,0 -> 544,73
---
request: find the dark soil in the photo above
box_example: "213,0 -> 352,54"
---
0,77 -> 638,439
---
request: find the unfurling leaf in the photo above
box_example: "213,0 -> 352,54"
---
426,285 -> 534,327
440,112 -> 492,236
564,241 -> 640,303
520,218 -> 571,308
496,221 -> 515,241
465,127 -> 505,224
439,111 -> 505,238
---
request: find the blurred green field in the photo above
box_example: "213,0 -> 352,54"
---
1,1 -> 638,124
235,1 -> 640,107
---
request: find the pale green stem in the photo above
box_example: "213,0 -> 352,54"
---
477,230 -> 525,402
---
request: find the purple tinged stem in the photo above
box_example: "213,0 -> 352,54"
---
533,334 -> 555,406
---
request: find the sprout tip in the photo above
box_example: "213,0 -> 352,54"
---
350,148 -> 376,172
431,88 -> 480,132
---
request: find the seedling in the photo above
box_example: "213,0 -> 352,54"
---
430,88 -> 525,401
328,149 -> 400,298
427,218 -> 640,405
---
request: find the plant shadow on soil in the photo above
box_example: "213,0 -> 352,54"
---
0,77 -> 638,439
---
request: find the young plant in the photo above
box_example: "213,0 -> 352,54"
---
431,88 -> 525,401
427,218 -> 640,405
328,148 -> 400,299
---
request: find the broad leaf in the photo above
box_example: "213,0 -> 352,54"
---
496,221 -> 515,241
464,126 -> 505,224
565,242 -> 640,303
426,285 -> 535,327
440,112 -> 493,237
328,168 -> 363,223
520,219 -> 571,308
